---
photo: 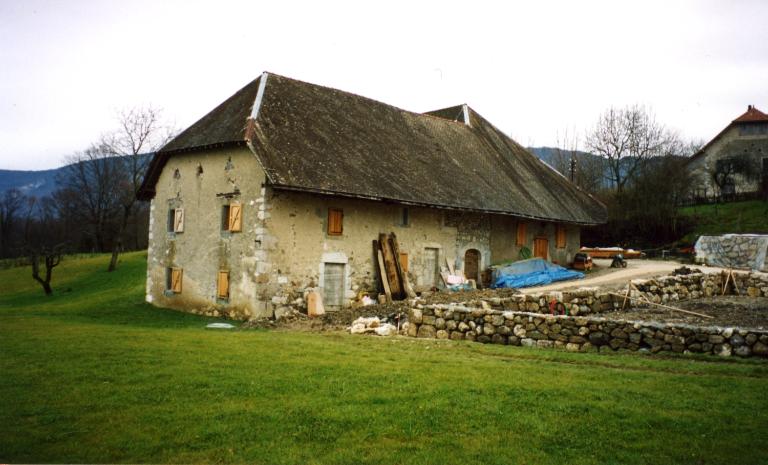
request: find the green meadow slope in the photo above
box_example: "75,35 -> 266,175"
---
1,252 -> 767,464
681,200 -> 768,243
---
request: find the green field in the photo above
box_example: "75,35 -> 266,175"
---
681,200 -> 768,243
2,252 -> 768,464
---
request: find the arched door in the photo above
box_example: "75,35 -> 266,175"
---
464,249 -> 480,283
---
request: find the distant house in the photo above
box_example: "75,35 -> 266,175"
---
687,105 -> 768,201
137,72 -> 606,319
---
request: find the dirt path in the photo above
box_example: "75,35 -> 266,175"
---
520,259 -> 725,294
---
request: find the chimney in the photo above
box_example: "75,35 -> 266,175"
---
748,105 -> 754,111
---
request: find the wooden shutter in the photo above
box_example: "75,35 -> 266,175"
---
516,222 -> 526,246
171,268 -> 183,293
217,270 -> 229,299
228,203 -> 242,232
174,208 -> 184,232
556,225 -> 566,248
327,208 -> 343,235
398,252 -> 408,273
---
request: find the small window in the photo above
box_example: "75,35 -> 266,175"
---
167,208 -> 184,233
400,207 -> 409,227
167,267 -> 182,293
516,222 -> 526,246
222,203 -> 242,232
556,224 -> 566,248
217,270 -> 230,300
328,208 -> 343,235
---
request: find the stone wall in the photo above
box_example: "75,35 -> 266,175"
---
406,270 -> 768,358
441,270 -> 768,317
695,235 -> 768,272
407,305 -> 768,358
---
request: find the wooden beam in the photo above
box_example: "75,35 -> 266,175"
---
606,292 -> 714,319
390,232 -> 416,299
377,249 -> 392,304
379,233 -> 403,298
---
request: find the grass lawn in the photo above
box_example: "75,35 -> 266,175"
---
680,199 -> 768,243
2,252 -> 768,464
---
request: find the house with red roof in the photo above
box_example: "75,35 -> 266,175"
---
687,105 -> 768,201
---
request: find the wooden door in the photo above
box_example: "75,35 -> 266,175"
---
464,249 -> 480,282
323,263 -> 345,308
534,238 -> 548,260
423,247 -> 439,287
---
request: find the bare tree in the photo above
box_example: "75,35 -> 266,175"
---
29,244 -> 65,295
709,153 -> 761,198
586,105 -> 674,194
551,129 -> 604,194
0,188 -> 25,256
102,107 -> 175,272
57,144 -> 123,252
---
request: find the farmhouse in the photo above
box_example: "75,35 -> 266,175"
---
137,72 -> 606,319
687,105 -> 768,201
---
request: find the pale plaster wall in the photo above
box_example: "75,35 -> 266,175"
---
688,125 -> 768,197
146,146 -> 268,319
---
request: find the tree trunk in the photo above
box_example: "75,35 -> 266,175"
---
108,206 -> 130,272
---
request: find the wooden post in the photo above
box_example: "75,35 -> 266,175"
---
390,232 -> 416,299
606,292 -> 714,319
379,233 -> 403,299
377,249 -> 393,304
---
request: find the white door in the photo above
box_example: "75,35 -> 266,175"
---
323,263 -> 345,308
423,248 -> 439,287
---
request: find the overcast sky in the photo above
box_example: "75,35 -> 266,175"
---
1,0 -> 767,170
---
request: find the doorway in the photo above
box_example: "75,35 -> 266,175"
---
464,249 -> 480,283
533,238 -> 548,260
323,262 -> 345,308
423,247 -> 439,288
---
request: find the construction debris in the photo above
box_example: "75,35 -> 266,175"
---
349,316 -> 397,336
373,232 -> 416,301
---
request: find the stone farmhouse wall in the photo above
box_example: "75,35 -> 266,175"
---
146,146 -> 583,320
407,270 -> 768,358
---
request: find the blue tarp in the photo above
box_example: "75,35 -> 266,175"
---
491,258 -> 584,289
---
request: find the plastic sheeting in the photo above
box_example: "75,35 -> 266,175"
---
491,258 -> 584,289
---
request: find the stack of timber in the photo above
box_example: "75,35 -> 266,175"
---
373,232 -> 416,303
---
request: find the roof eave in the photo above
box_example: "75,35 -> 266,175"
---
267,182 -> 606,226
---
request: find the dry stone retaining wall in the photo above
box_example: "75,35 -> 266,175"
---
406,270 -> 768,358
407,305 -> 768,358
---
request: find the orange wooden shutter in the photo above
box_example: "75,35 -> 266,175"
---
217,270 -> 229,299
399,252 -> 408,273
516,222 -> 526,246
556,225 -> 566,248
328,208 -> 343,235
228,203 -> 242,232
171,268 -> 183,293
174,208 -> 184,232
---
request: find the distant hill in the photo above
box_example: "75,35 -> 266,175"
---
0,168 -> 60,198
0,154 -> 152,199
527,146 -> 599,167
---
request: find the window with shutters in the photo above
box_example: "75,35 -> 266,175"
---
516,222 -> 526,246
167,207 -> 184,233
556,224 -> 566,248
217,270 -> 230,300
222,203 -> 243,232
327,208 -> 343,236
166,267 -> 182,293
